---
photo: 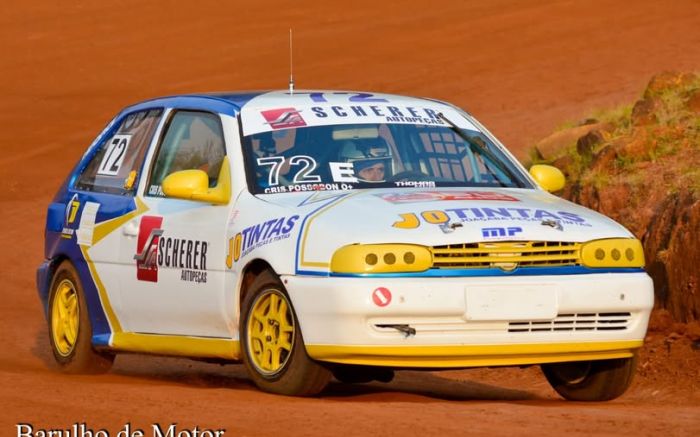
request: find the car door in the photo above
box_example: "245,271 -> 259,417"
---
117,109 -> 232,337
69,108 -> 164,343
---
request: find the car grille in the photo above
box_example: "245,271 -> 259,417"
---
430,241 -> 581,270
508,312 -> 632,333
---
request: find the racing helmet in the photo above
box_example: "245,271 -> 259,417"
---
338,138 -> 393,182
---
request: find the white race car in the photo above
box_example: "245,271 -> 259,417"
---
37,90 -> 652,400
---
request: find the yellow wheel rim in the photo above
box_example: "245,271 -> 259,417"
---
51,279 -> 79,357
247,290 -> 295,375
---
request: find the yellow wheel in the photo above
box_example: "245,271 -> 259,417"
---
47,261 -> 114,373
246,290 -> 295,375
240,271 -> 331,396
51,279 -> 80,357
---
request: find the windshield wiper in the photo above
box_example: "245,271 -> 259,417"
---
437,112 -> 518,187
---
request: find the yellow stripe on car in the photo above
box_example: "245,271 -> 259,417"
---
112,333 -> 240,359
80,196 -> 150,334
306,340 -> 643,367
92,197 -> 149,246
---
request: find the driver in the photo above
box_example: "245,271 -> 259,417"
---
338,138 -> 393,182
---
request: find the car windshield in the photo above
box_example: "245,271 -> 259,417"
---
241,120 -> 530,194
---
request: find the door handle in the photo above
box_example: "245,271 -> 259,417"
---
123,220 -> 139,237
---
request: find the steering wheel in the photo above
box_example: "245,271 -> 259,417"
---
389,170 -> 431,182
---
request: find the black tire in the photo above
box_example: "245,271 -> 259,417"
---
47,260 -> 114,374
240,271 -> 331,396
541,355 -> 637,401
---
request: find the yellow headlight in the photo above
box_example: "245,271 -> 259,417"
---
580,238 -> 645,268
330,244 -> 432,274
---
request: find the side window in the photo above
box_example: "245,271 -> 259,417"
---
76,109 -> 163,194
147,111 -> 226,197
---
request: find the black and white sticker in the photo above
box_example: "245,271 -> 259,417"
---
97,134 -> 131,176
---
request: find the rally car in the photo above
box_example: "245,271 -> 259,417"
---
37,90 -> 653,400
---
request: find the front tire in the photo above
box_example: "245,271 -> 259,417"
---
240,271 -> 331,396
47,260 -> 114,373
541,355 -> 637,401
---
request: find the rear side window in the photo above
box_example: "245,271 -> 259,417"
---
76,109 -> 163,194
147,111 -> 226,197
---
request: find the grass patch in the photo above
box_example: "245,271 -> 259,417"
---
590,104 -> 633,128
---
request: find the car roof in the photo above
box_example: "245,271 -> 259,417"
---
120,90 -> 450,116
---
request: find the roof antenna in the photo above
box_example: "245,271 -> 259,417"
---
288,28 -> 295,95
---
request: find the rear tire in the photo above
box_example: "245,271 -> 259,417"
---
240,271 -> 331,396
541,355 -> 637,401
47,260 -> 114,374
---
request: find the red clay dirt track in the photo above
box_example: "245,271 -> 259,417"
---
1,1 -> 699,435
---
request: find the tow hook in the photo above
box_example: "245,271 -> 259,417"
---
377,324 -> 416,338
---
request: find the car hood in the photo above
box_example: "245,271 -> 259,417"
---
257,187 -> 633,253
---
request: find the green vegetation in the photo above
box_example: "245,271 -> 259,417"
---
531,72 -> 700,200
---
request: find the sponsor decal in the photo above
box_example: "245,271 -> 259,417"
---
61,196 -> 100,245
481,226 -> 523,238
134,216 -> 163,282
394,181 -> 436,188
61,194 -> 81,238
261,107 -> 307,130
233,215 -> 300,261
263,183 -> 354,194
393,208 -> 591,228
148,185 -> 165,197
76,202 -> 100,246
378,191 -> 519,204
310,104 -> 444,126
242,93 -> 476,136
134,216 -> 208,283
256,155 -> 357,191
66,194 -> 80,224
372,287 -> 392,307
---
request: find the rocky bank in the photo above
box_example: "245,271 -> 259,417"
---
530,71 -> 700,324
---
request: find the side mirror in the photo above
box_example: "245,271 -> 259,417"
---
162,156 -> 231,204
529,164 -> 565,193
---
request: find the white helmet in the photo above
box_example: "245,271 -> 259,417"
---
338,138 -> 392,182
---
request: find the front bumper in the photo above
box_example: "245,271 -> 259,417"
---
284,272 -> 653,368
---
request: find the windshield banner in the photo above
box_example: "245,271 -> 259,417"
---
240,92 -> 476,135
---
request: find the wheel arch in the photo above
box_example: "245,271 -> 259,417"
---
37,253 -> 72,318
238,258 -> 279,312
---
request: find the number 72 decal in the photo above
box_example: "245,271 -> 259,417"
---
256,155 -> 321,186
97,134 -> 131,176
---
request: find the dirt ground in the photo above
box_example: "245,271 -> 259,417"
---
1,1 -> 699,435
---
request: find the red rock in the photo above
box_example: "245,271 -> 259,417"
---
631,98 -> 660,126
533,122 -> 610,161
576,129 -> 605,156
644,71 -> 697,98
591,145 -> 617,171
